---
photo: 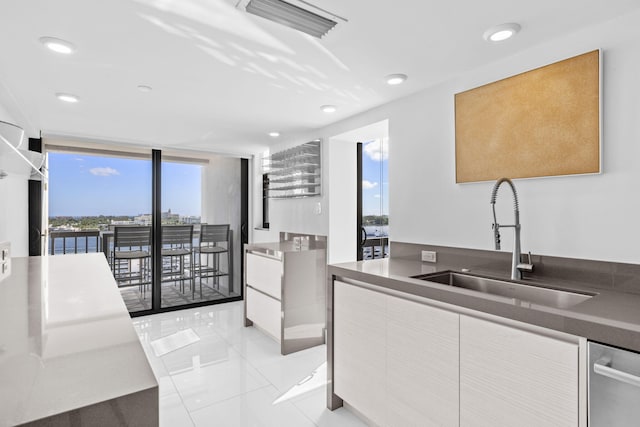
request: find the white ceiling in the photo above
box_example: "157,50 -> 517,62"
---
1,0 -> 639,155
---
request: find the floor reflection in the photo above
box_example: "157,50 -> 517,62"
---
132,301 -> 366,426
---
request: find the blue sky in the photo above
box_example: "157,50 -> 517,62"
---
362,138 -> 389,217
48,153 -> 201,217
48,145 -> 384,218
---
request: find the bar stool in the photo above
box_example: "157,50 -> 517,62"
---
193,224 -> 231,298
112,226 -> 152,296
161,225 -> 194,294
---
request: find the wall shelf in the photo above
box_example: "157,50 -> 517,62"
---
264,140 -> 321,199
0,120 -> 45,180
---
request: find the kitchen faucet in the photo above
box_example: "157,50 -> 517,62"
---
490,177 -> 533,280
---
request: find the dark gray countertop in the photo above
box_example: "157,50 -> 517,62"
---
329,257 -> 640,352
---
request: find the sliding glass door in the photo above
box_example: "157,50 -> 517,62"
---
159,159 -> 202,309
197,156 -> 244,301
46,146 -> 246,315
47,151 -> 154,313
159,156 -> 243,309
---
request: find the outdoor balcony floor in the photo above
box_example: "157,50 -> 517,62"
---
120,278 -> 240,312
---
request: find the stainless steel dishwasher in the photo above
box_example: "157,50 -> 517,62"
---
589,341 -> 640,426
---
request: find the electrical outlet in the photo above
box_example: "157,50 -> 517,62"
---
421,250 -> 437,263
0,241 -> 10,283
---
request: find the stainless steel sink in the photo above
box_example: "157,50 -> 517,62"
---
411,271 -> 595,309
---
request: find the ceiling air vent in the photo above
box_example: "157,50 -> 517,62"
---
244,0 -> 344,38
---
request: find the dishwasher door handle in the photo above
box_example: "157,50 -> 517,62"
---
594,357 -> 640,388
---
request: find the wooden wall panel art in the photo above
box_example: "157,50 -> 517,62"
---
455,50 -> 600,183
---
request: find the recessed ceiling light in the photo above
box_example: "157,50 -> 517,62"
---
385,74 -> 407,85
56,93 -> 79,103
137,85 -> 153,93
320,105 -> 337,113
269,131 -> 280,137
39,37 -> 76,54
483,23 -> 521,42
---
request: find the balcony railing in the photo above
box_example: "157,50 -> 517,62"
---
48,225 -> 205,256
49,230 -> 101,255
362,236 -> 389,259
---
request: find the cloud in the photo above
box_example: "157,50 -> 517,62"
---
362,180 -> 378,190
74,157 -> 84,161
373,194 -> 381,198
363,137 -> 389,161
90,167 -> 120,177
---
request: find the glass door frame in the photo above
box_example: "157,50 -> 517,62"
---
140,150 -> 249,317
356,142 -> 364,261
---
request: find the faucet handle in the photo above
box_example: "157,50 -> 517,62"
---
492,223 -> 501,250
517,251 -> 534,274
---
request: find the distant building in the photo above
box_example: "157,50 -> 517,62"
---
124,211 -> 200,225
49,226 -> 79,232
134,214 -> 152,225
162,209 -> 180,222
180,215 -> 201,224
111,220 -> 135,225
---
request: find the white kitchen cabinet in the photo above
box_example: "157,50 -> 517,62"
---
246,252 -> 282,299
244,233 -> 326,355
386,295 -> 459,427
334,280 -> 387,426
333,280 -> 460,427
246,286 -> 281,339
331,279 -> 587,427
460,315 -> 580,427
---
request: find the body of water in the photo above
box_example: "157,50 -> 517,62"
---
363,225 -> 389,237
49,237 -> 101,255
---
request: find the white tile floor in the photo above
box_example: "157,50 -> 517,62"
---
132,301 -> 366,427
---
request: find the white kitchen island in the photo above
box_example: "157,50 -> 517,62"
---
0,253 -> 158,427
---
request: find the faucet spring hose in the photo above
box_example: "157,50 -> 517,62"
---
490,177 -> 520,211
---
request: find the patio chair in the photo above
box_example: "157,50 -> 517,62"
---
193,224 -> 231,298
161,225 -> 194,294
112,226 -> 152,296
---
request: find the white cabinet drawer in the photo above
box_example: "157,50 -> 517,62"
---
460,315 -> 579,427
246,253 -> 282,299
246,287 -> 281,341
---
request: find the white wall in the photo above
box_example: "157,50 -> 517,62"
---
260,9 -> 640,264
252,136 -> 330,244
250,134 -> 361,265
0,102 -> 29,257
327,138 -> 356,264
